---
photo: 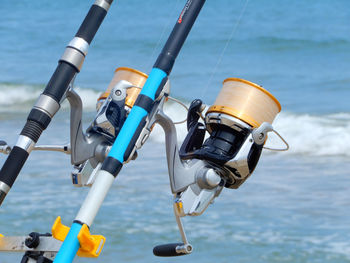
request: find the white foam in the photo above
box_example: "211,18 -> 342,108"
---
61,87 -> 101,111
150,102 -> 350,157
75,87 -> 101,110
0,83 -> 41,112
272,112 -> 350,157
1,83 -> 350,157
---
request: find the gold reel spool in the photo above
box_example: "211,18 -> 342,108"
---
206,78 -> 281,128
97,67 -> 148,109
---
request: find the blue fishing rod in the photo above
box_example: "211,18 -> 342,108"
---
0,0 -> 113,205
52,0 -> 206,262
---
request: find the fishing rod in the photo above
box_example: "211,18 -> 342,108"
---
0,0 -> 113,205
50,0 -> 206,262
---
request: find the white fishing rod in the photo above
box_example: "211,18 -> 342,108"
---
48,1 -> 207,262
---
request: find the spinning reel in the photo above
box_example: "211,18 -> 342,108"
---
152,77 -> 288,257
68,67 -> 170,187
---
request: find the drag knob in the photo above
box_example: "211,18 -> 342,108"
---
153,243 -> 192,257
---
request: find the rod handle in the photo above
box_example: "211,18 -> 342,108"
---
0,146 -> 29,205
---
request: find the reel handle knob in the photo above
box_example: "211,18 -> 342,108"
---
153,243 -> 192,257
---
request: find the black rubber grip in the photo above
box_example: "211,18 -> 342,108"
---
134,94 -> 154,113
72,220 -> 85,227
101,157 -> 123,177
153,243 -> 186,257
43,62 -> 77,103
76,5 -> 107,44
0,146 -> 29,187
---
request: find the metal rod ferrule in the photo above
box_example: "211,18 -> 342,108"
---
94,0 -> 111,11
15,135 -> 35,153
60,47 -> 85,72
0,182 -> 10,195
67,37 -> 89,56
33,94 -> 60,118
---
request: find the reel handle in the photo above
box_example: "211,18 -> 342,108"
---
153,243 -> 192,257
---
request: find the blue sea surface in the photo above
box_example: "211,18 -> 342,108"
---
0,0 -> 350,262
1,0 -> 350,113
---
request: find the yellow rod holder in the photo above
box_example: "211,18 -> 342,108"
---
52,216 -> 70,242
51,216 -> 105,258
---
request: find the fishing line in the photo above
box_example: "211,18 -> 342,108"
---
263,129 -> 290,151
144,0 -> 181,70
166,96 -> 189,124
201,0 -> 250,98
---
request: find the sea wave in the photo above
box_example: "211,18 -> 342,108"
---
1,83 -> 350,157
0,83 -> 101,112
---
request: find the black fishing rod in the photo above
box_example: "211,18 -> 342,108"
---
0,0 -> 113,205
52,0 -> 206,261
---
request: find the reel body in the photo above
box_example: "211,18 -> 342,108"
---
180,78 -> 281,189
69,66 -> 170,187
181,110 -> 264,189
69,67 -> 149,187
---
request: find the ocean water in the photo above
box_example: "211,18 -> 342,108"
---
1,0 -> 350,262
